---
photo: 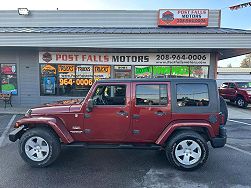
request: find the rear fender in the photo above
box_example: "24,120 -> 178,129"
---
15,117 -> 74,144
155,121 -> 215,145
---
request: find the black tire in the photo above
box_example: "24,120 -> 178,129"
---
166,131 -> 209,171
236,96 -> 248,108
230,99 -> 235,103
19,127 -> 61,168
219,96 -> 228,125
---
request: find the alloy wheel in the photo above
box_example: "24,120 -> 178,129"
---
174,139 -> 202,166
24,136 -> 49,162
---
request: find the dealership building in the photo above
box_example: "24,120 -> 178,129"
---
0,9 -> 251,105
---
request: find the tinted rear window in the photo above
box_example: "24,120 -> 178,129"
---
177,84 -> 209,107
236,82 -> 251,88
136,84 -> 167,106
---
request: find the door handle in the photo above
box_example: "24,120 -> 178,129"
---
154,111 -> 166,116
132,114 -> 140,119
116,111 -> 128,116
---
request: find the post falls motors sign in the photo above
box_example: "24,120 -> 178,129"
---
39,52 -> 210,66
158,9 -> 209,26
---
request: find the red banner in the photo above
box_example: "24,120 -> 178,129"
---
158,9 -> 209,27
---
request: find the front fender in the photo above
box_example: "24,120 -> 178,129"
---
15,116 -> 74,144
155,121 -> 215,145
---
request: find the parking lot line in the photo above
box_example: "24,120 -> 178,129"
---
226,144 -> 251,156
228,119 -> 251,126
0,115 -> 16,147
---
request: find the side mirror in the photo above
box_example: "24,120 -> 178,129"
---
86,99 -> 94,112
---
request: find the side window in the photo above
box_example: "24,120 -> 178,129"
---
177,84 -> 209,107
229,83 -> 235,88
136,84 -> 168,106
92,85 -> 126,105
221,83 -> 228,88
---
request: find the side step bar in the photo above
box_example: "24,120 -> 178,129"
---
63,142 -> 162,150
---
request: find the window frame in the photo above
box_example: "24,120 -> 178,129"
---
135,83 -> 168,107
229,83 -> 236,89
40,63 -> 95,96
91,84 -> 127,106
221,83 -> 229,88
0,63 -> 18,95
176,83 -> 210,108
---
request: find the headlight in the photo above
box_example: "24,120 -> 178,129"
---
25,109 -> 32,117
247,90 -> 251,95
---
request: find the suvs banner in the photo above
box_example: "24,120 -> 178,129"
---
39,52 -> 210,66
158,9 -> 209,26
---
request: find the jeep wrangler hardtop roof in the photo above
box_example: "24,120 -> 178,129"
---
97,78 -> 215,83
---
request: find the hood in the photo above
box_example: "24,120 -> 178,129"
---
31,105 -> 71,115
30,98 -> 84,115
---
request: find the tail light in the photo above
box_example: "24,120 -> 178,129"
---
219,112 -> 225,125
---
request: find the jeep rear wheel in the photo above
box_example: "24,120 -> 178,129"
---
166,131 -> 208,171
19,127 -> 61,167
236,96 -> 248,108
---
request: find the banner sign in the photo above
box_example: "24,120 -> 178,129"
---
39,52 -> 210,66
229,2 -> 251,10
158,9 -> 209,26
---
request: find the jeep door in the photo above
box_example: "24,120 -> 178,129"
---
130,82 -> 171,142
83,82 -> 130,141
228,83 -> 237,100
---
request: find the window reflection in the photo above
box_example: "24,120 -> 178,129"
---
136,84 -> 167,106
177,84 -> 209,107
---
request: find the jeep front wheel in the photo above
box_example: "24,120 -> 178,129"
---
166,131 -> 208,171
236,96 -> 248,108
19,127 -> 61,167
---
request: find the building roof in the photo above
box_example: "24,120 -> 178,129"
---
217,68 -> 251,74
0,27 -> 250,34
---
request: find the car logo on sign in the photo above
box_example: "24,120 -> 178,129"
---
161,11 -> 174,23
42,52 -> 52,62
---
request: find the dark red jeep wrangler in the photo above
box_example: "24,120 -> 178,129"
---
9,78 -> 227,171
219,81 -> 251,108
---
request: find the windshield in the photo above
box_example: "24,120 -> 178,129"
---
236,82 -> 251,88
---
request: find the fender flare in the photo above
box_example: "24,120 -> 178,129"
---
15,116 -> 74,144
155,121 -> 215,145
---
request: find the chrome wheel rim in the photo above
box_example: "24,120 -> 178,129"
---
175,140 -> 202,166
25,136 -> 49,162
237,99 -> 244,107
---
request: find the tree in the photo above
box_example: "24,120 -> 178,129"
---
240,54 -> 251,68
227,63 -> 232,68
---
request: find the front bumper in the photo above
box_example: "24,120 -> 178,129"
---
9,125 -> 25,142
211,126 -> 227,148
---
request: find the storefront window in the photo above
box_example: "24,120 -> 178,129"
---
153,66 -> 171,78
39,63 -> 210,97
94,65 -> 111,81
0,64 -> 18,95
40,64 -> 57,95
190,66 -> 209,78
75,65 -> 93,94
135,66 -> 152,78
40,64 -> 95,96
114,66 -> 131,78
171,66 -> 189,77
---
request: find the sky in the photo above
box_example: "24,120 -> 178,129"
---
1,0 -> 251,67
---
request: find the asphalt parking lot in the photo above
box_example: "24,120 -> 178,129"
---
0,106 -> 250,188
